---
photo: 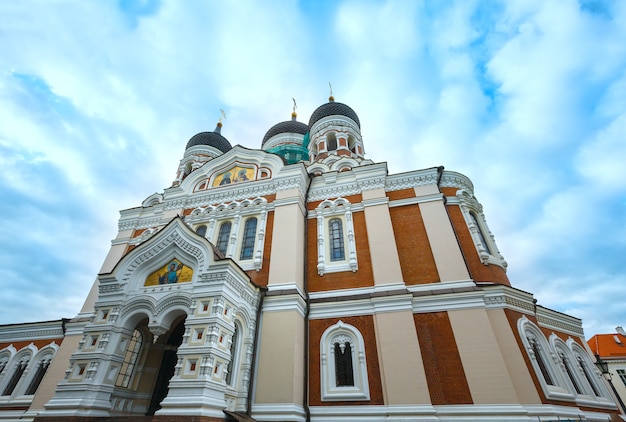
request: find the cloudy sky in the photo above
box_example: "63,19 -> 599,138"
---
1,0 -> 625,337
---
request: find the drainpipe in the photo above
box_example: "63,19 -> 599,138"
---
303,172 -> 313,422
436,166 -> 445,190
246,286 -> 267,417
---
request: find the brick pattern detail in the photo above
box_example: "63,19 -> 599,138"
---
440,187 -> 459,196
308,194 -> 363,211
413,312 -> 473,405
245,210 -> 274,287
0,338 -> 62,351
308,316 -> 384,406
389,205 -> 440,285
446,205 -> 510,286
307,211 -> 373,292
386,188 -> 416,201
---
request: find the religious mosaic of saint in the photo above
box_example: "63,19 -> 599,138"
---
144,259 -> 193,286
213,166 -> 254,187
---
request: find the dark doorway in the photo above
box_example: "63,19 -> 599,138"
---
146,317 -> 186,415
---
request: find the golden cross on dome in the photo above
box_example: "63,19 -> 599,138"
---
219,108 -> 227,123
292,97 -> 297,113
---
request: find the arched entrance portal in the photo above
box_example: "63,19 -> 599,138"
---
147,316 -> 186,416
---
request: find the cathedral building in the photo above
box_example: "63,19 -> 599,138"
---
0,96 -> 622,421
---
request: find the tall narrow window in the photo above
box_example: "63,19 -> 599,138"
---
470,212 -> 492,254
327,134 -> 337,151
334,341 -> 354,387
116,329 -> 143,388
196,225 -> 207,237
617,369 -> 626,387
578,356 -> 600,396
559,352 -> 582,394
240,218 -> 257,260
25,357 -> 52,395
225,324 -> 239,386
320,321 -> 370,401
529,337 -> 554,385
0,358 -> 7,375
3,358 -> 28,396
329,219 -> 345,261
216,222 -> 232,256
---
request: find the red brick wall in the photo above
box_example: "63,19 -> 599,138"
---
414,312 -> 473,405
308,194 -> 363,210
390,205 -> 440,285
246,211 -> 274,287
308,316 -> 384,406
0,339 -> 63,352
387,188 -> 416,201
446,205 -> 510,286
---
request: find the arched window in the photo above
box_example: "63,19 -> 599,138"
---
320,321 -> 369,401
195,225 -> 207,237
316,198 -> 358,275
216,222 -> 232,256
518,316 -> 572,400
329,218 -> 345,262
528,336 -> 553,385
558,350 -> 582,394
2,357 -> 29,396
577,355 -> 600,396
116,329 -> 143,388
327,134 -> 337,151
25,356 -> 52,395
469,212 -> 492,254
240,218 -> 257,260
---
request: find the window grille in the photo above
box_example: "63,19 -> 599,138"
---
239,218 -> 257,260
216,222 -> 232,255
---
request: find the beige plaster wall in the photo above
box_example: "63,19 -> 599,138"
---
448,308 -> 520,404
374,311 -> 431,404
419,200 -> 470,282
487,309 -> 542,404
414,184 -> 440,196
268,201 -> 305,289
362,189 -> 403,285
254,310 -> 304,404
30,334 -> 81,411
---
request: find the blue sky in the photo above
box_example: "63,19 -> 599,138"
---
1,0 -> 625,337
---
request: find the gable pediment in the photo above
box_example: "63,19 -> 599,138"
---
180,146 -> 286,195
99,217 -> 223,292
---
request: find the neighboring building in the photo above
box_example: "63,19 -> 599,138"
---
0,96 -> 622,421
588,328 -> 626,414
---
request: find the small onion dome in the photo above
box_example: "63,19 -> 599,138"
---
308,98 -> 361,129
185,123 -> 232,152
262,118 -> 308,147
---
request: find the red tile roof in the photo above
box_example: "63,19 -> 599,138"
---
588,333 -> 626,358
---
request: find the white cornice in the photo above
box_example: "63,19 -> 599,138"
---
0,320 -> 65,342
262,294 -> 307,317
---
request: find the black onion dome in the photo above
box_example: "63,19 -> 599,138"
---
262,120 -> 309,146
185,128 -> 232,152
308,101 -> 361,129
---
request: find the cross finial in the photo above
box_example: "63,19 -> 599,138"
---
292,97 -> 297,113
328,82 -> 334,101
219,108 -> 227,123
